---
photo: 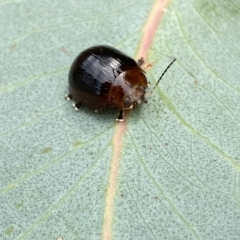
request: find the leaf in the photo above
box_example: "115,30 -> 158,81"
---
1,0 -> 240,239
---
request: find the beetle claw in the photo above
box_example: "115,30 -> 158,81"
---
137,57 -> 144,66
65,94 -> 72,101
116,110 -> 124,122
73,102 -> 81,111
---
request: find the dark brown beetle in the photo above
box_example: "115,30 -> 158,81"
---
65,45 -> 176,121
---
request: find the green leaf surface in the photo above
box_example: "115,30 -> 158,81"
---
1,0 -> 240,239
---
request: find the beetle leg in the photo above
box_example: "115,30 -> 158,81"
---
137,57 -> 144,66
72,102 -> 81,111
65,94 -> 72,101
116,110 -> 124,122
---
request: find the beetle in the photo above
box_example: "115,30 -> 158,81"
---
65,45 -> 176,121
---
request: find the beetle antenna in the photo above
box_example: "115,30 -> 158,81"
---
148,58 -> 176,95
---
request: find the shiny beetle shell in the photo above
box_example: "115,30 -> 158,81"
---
66,45 -> 148,121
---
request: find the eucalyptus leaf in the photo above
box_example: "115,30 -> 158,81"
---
1,0 -> 240,239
